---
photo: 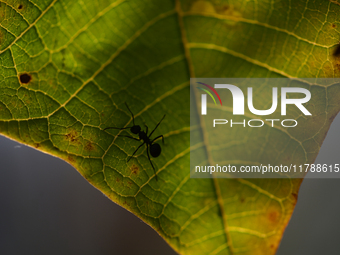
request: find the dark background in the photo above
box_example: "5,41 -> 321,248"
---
0,114 -> 340,255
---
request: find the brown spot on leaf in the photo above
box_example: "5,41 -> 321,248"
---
122,200 -> 131,208
268,210 -> 279,224
127,181 -> 133,188
216,4 -> 242,26
67,155 -> 76,163
65,131 -> 78,142
19,73 -> 31,84
333,44 -> 340,57
18,4 -> 23,10
336,63 -> 340,71
292,192 -> 298,205
84,141 -> 95,151
221,4 -> 229,11
34,143 -> 40,148
240,197 -> 245,203
131,164 -> 139,175
332,23 -> 337,28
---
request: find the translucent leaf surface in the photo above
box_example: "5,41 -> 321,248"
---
0,0 -> 339,254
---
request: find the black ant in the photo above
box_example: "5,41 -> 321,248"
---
104,103 -> 165,180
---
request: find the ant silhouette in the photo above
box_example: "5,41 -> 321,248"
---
104,103 -> 165,180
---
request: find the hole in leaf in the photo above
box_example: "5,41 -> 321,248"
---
19,73 -> 31,84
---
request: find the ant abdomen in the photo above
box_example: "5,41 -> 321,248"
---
150,143 -> 161,158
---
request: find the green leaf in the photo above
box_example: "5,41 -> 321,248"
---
0,0 -> 339,254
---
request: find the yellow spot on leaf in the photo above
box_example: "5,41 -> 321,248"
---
190,0 -> 216,14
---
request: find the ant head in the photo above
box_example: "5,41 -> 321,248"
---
130,125 -> 141,134
150,143 -> 161,158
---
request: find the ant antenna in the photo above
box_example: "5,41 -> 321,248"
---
104,103 -> 136,131
149,114 -> 166,137
124,102 -> 136,126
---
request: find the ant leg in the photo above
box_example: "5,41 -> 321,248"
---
149,115 -> 166,137
151,135 -> 164,144
119,135 -> 140,142
147,145 -> 158,180
144,124 -> 148,135
127,142 -> 145,162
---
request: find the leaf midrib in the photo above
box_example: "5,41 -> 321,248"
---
174,0 -> 235,254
